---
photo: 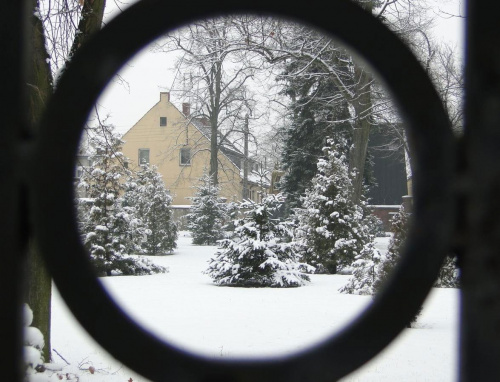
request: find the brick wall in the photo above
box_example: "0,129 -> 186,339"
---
368,205 -> 400,232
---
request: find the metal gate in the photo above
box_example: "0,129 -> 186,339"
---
1,0 -> 499,381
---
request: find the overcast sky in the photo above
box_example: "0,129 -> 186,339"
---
94,0 -> 466,136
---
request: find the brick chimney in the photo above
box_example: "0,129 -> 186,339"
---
160,92 -> 170,102
182,102 -> 190,116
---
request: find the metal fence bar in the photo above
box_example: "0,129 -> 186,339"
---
0,1 -> 28,381
461,1 -> 500,381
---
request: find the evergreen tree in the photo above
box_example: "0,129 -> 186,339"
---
372,205 -> 409,295
371,204 -> 422,326
77,125 -> 166,276
373,204 -> 459,291
205,194 -> 311,287
278,57 -> 352,213
294,138 -> 372,274
436,255 -> 460,288
338,242 -> 382,295
222,200 -> 240,235
187,173 -> 226,245
341,200 -> 459,327
124,164 -> 178,255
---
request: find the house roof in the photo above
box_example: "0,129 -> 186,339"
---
190,117 -> 270,188
190,118 -> 245,160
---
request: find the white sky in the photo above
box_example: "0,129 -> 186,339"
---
95,0 -> 466,136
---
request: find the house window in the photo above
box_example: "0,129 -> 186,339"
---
138,149 -> 150,165
160,117 -> 167,126
75,167 -> 84,179
180,147 -> 191,166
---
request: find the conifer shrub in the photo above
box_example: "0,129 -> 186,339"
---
205,194 -> 311,287
77,124 -> 166,276
186,174 -> 227,245
294,138 -> 373,274
124,164 -> 177,255
338,242 -> 382,295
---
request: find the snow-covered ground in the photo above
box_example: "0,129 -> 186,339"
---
50,232 -> 459,381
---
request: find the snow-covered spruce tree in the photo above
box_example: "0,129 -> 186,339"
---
436,255 -> 460,288
186,173 -> 226,245
338,242 -> 382,295
372,204 -> 410,295
124,164 -> 178,255
371,204 -> 422,327
374,204 -> 460,290
222,200 -> 240,236
294,138 -> 373,274
77,124 -> 166,276
205,194 -> 311,288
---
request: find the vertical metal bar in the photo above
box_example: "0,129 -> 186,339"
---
461,1 -> 500,381
0,1 -> 29,381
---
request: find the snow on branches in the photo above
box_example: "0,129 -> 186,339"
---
205,194 -> 311,288
123,164 -> 178,255
186,174 -> 227,245
77,124 -> 167,276
294,138 -> 375,274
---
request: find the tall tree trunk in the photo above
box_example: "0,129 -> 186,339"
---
210,119 -> 219,185
348,68 -> 372,204
69,0 -> 107,59
347,0 -> 374,204
25,0 -> 107,362
209,63 -> 223,186
25,0 -> 54,362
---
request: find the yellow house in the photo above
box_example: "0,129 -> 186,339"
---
121,92 -> 268,206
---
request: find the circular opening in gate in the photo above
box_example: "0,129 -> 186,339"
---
37,1 -> 457,380
70,14 -> 442,359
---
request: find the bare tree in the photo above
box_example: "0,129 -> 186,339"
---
371,36 -> 464,178
223,1 -> 436,203
153,1 -> 455,205
254,0 -> 440,201
155,16 -> 269,185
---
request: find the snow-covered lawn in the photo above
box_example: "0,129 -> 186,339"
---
51,232 -> 459,381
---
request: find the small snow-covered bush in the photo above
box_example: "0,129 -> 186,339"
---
340,205 -> 423,327
187,174 -> 227,245
205,194 -> 312,287
340,205 -> 407,297
364,213 -> 387,238
338,242 -> 381,295
24,304 -> 71,381
24,304 -> 45,376
24,303 -> 134,381
436,255 -> 460,288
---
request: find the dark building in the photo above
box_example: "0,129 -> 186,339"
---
366,125 -> 408,206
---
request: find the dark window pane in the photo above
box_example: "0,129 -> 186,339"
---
139,149 -> 150,165
180,148 -> 191,165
